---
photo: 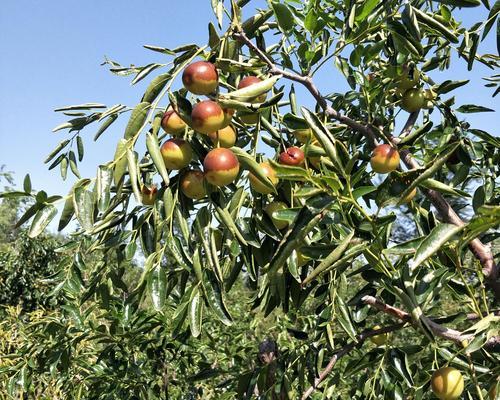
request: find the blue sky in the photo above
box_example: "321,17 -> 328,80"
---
0,1 -> 498,211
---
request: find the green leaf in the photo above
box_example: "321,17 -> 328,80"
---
142,73 -> 171,103
230,147 -> 275,193
301,107 -> 345,175
96,165 -> 112,212
189,286 -> 203,337
132,63 -> 163,85
271,1 -> 295,32
73,186 -> 95,232
412,7 -> 459,43
94,114 -> 118,141
456,104 -> 495,113
204,270 -> 233,326
23,174 -> 31,193
58,193 -> 75,231
126,149 -> 141,203
124,102 -> 150,139
113,139 -> 128,185
355,0 -> 379,22
149,265 -> 167,311
410,223 -> 464,272
28,205 -> 57,238
302,230 -> 355,286
44,139 -> 70,163
436,80 -> 469,94
146,133 -> 169,185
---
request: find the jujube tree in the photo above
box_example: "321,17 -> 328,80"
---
2,0 -> 500,398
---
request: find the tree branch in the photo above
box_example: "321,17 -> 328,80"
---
300,323 -> 405,400
362,295 -> 499,351
233,30 -> 499,301
395,113 -> 499,300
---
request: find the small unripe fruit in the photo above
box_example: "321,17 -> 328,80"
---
398,67 -> 420,90
249,162 -> 278,194
180,170 -> 206,200
369,325 -> 388,346
203,148 -> 240,187
431,367 -> 464,400
182,61 -> 218,95
160,138 -> 192,170
161,109 -> 187,135
238,76 -> 267,103
401,88 -> 426,112
264,201 -> 288,230
191,100 -> 225,134
279,146 -> 305,166
208,125 -> 237,148
237,110 -> 260,125
292,128 -> 313,144
370,144 -> 400,174
141,184 -> 158,205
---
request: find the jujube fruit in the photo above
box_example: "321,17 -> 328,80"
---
370,144 -> 400,174
180,170 -> 206,200
264,201 -> 288,230
279,146 -> 305,166
248,162 -> 278,194
203,148 -> 240,187
160,138 -> 192,170
182,61 -> 218,95
401,88 -> 426,112
431,367 -> 464,400
141,184 -> 158,205
191,100 -> 225,134
369,325 -> 388,346
208,125 -> 237,148
161,109 -> 187,135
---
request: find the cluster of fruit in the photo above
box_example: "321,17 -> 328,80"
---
141,61 -> 268,204
396,65 -> 436,113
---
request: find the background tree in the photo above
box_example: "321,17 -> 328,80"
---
1,0 -> 499,399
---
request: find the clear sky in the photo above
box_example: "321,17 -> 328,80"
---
0,1 -> 498,210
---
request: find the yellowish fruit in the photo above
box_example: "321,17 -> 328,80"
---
160,138 -> 192,170
248,162 -> 278,194
369,325 -> 388,346
292,128 -> 313,144
431,367 -> 464,400
264,201 -> 288,230
208,125 -> 237,148
180,170 -> 206,200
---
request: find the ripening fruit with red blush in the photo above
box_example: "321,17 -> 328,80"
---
182,61 -> 218,95
160,138 -> 192,170
161,108 -> 187,135
180,170 -> 206,200
238,76 -> 267,103
203,148 -> 240,187
370,144 -> 400,174
279,147 -> 305,166
141,184 -> 158,205
191,100 -> 225,134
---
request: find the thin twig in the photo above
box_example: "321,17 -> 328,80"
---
300,323 -> 405,399
362,295 -> 500,350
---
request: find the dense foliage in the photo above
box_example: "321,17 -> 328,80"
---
1,0 -> 500,399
